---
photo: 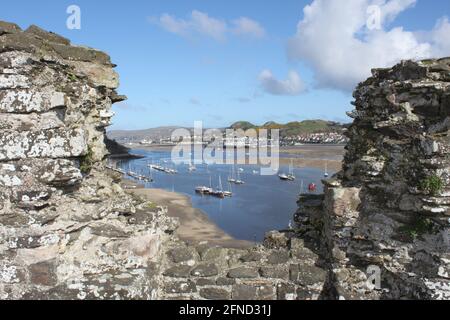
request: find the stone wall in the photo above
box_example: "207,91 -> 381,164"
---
0,21 -> 176,299
295,58 -> 450,300
159,231 -> 327,300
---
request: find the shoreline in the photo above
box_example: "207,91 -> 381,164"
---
115,144 -> 345,248
120,178 -> 253,249
127,144 -> 345,172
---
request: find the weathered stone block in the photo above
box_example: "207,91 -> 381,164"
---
191,264 -> 218,277
0,21 -> 21,35
196,278 -> 216,286
259,266 -> 289,280
198,246 -> 227,261
49,42 -> 111,65
325,187 -> 361,218
0,128 -> 87,161
25,25 -> 70,45
289,264 -> 327,286
0,89 -> 65,113
216,277 -> 235,286
37,159 -> 82,187
29,260 -> 57,286
228,267 -> 259,279
0,112 -> 65,131
67,60 -> 119,89
200,288 -> 230,300
0,32 -> 43,54
168,247 -> 196,264
0,74 -> 29,89
232,284 -> 257,300
163,266 -> 192,278
257,284 -> 275,300
239,251 -> 263,262
267,250 -> 290,265
164,280 -> 197,294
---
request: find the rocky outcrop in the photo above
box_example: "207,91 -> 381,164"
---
0,22 -> 175,299
295,58 -> 450,300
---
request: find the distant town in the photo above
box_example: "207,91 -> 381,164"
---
108,120 -> 349,147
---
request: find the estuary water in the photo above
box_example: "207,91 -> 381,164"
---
118,149 -> 329,242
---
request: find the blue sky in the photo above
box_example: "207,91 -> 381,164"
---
1,0 -> 449,130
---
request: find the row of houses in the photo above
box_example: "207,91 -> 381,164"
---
281,132 -> 348,145
130,132 -> 347,147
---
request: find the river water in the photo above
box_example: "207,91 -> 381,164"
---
118,149 -> 329,242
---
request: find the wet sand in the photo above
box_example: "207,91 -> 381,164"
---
121,179 -> 252,249
278,145 -> 345,172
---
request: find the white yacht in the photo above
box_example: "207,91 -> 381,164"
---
279,160 -> 296,181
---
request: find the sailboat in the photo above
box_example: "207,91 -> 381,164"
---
228,166 -> 236,183
279,160 -> 296,181
212,176 -> 225,198
196,175 -> 213,195
195,186 -> 211,194
223,182 -> 233,197
235,170 -> 245,185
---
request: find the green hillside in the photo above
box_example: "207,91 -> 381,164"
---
229,120 -> 345,137
229,121 -> 257,131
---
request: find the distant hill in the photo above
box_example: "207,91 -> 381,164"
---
229,121 -> 258,131
107,126 -> 188,143
229,120 -> 346,137
108,120 -> 348,144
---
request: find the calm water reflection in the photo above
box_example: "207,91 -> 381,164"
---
119,149 -> 329,242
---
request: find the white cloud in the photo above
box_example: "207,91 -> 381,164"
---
431,17 -> 450,56
191,10 -> 227,41
232,17 -> 266,38
259,70 -> 306,96
151,11 -> 265,41
158,14 -> 190,36
287,0 -> 450,91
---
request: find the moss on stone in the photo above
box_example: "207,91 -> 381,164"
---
419,175 -> 444,196
79,146 -> 94,174
399,217 -> 436,240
